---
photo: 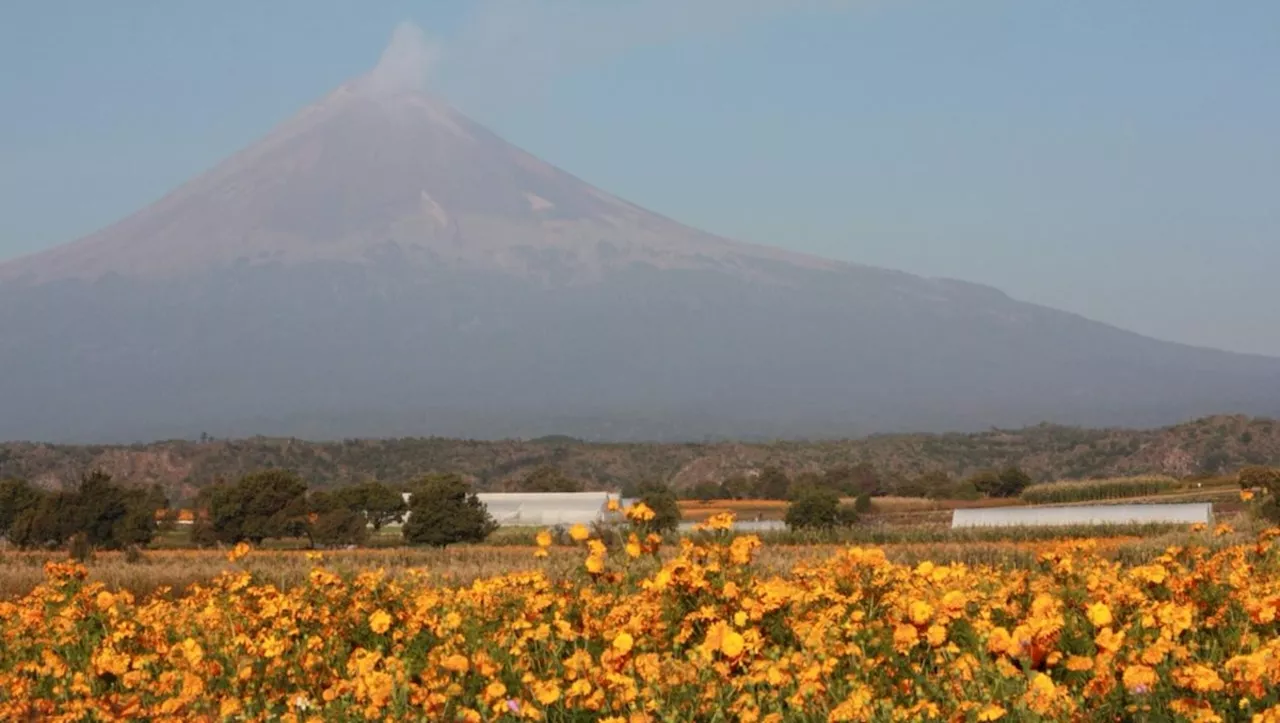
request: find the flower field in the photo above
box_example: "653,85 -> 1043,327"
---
3,510 -> 1280,722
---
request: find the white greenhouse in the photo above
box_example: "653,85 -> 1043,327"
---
398,491 -> 619,528
951,503 -> 1213,529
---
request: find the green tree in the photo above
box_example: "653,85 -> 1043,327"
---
686,480 -> 723,502
8,472 -> 161,550
1240,466 -> 1280,523
634,480 -> 681,533
510,465 -> 583,493
719,475 -> 753,500
0,478 -> 43,540
993,466 -> 1032,498
823,464 -> 883,496
403,473 -> 497,547
308,490 -> 370,547
334,481 -> 407,532
203,469 -> 310,544
756,466 -> 791,500
785,487 -> 858,530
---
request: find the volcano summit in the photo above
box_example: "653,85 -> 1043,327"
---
2,61 -> 1278,442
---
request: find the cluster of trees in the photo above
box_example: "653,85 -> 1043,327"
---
192,470 -> 501,548
680,465 -> 884,502
1,465 -> 689,552
679,463 -> 1031,502
0,472 -> 166,550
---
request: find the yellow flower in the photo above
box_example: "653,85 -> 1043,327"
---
1241,489 -> 1255,502
1095,626 -> 1125,653
227,541 -> 251,562
926,624 -> 948,647
613,631 -> 634,655
1122,664 -> 1158,693
536,529 -> 553,548
532,680 -> 561,705
986,627 -> 1013,656
625,502 -> 656,523
696,512 -> 736,531
441,654 -> 470,674
893,624 -> 919,653
585,555 -> 605,575
720,630 -> 746,658
95,591 -> 116,611
1086,602 -> 1113,628
220,697 -> 243,718
908,600 -> 934,626
1066,655 -> 1094,672
977,704 -> 1006,721
568,524 -> 590,542
606,497 -> 620,512
369,609 -> 392,635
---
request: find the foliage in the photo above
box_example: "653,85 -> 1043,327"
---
632,480 -> 681,533
331,481 -> 407,531
402,474 -> 497,547
0,478 -> 42,540
3,517 -> 1279,719
199,470 -> 310,545
784,487 -> 858,530
307,490 -> 370,548
5,471 -> 162,551
682,480 -> 724,501
1020,475 -> 1186,505
509,465 -> 584,493
3,414 -> 1279,501
969,466 -> 1032,498
1239,466 -> 1280,522
755,466 -> 791,500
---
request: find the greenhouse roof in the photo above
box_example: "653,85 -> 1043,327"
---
951,503 -> 1213,528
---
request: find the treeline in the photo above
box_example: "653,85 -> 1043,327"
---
5,415 -> 1277,500
0,468 -> 686,553
0,470 -> 495,551
0,472 -> 166,551
675,464 -> 1032,501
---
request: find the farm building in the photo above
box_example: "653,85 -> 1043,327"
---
396,491 -> 619,528
951,503 -> 1213,529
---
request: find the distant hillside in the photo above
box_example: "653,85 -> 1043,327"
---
2,415 -> 1276,503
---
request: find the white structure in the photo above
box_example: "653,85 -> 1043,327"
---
398,491 -> 618,528
951,503 -> 1213,529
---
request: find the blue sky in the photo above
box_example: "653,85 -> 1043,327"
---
1,1 -> 1278,355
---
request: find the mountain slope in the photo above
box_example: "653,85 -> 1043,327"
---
1,76 -> 1279,443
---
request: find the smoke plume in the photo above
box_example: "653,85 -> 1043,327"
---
368,21 -> 441,94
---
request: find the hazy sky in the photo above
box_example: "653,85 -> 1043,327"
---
1,1 -> 1277,355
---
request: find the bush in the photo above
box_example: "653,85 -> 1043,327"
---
201,470 -> 310,544
403,474 -> 497,547
785,488 -> 858,530
1239,466 -> 1280,523
969,466 -> 1032,498
634,480 -> 681,533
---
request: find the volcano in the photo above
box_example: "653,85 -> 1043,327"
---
2,67 -> 1278,443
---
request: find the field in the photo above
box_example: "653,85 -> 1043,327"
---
3,502 -> 1280,721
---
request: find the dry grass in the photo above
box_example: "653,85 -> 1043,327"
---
3,518 -> 1250,599
678,499 -> 789,521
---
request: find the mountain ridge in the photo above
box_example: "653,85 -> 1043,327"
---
3,415 -> 1276,502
